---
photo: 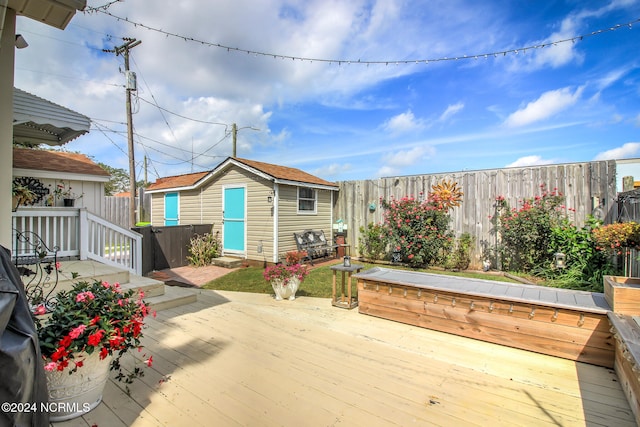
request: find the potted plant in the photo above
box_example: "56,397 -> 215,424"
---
263,262 -> 309,300
52,181 -> 83,207
12,182 -> 37,211
32,279 -> 153,421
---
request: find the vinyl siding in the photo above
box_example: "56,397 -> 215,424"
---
150,193 -> 165,225
277,186 -> 334,259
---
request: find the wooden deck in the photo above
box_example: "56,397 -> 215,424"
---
55,289 -> 636,427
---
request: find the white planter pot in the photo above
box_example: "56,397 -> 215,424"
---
271,276 -> 300,300
45,351 -> 113,422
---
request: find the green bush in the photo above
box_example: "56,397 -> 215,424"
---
358,222 -> 388,261
187,228 -> 221,267
443,232 -> 474,270
539,216 -> 618,292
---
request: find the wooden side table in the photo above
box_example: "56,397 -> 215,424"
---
331,263 -> 363,309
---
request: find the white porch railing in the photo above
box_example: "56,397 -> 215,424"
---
12,208 -> 142,275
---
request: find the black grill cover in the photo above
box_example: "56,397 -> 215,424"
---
0,246 -> 49,426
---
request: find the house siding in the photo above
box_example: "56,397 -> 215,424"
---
150,194 -> 164,225
277,186 -> 333,259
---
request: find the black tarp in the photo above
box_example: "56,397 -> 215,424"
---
0,246 -> 49,427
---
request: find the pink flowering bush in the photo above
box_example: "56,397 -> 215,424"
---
33,279 -> 154,384
381,193 -> 453,267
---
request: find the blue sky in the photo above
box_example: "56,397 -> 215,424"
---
13,0 -> 640,183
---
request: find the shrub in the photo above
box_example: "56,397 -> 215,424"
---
187,228 -> 221,267
443,232 -> 474,270
285,250 -> 307,265
492,184 -> 567,272
591,221 -> 640,254
538,216 -> 617,291
381,193 -> 453,268
358,222 -> 388,261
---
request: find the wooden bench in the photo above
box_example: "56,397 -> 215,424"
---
354,267 -> 614,368
293,229 -> 338,265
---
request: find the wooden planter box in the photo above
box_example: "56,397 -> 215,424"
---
604,276 -> 640,315
355,267 -> 614,368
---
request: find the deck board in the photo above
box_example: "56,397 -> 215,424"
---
53,289 -> 636,427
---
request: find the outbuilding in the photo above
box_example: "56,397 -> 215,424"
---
145,157 -> 339,263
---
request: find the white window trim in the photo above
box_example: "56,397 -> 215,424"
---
297,186 -> 317,215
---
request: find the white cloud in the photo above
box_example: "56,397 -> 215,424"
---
438,102 -> 464,122
505,155 -> 556,168
313,163 -> 351,178
383,146 -> 433,167
503,86 -> 584,128
594,142 -> 640,160
382,110 -> 424,134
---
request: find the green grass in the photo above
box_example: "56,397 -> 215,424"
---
202,262 -> 519,298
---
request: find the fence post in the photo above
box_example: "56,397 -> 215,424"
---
79,208 -> 88,260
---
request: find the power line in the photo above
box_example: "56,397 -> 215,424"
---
89,9 -> 640,66
136,96 -> 228,126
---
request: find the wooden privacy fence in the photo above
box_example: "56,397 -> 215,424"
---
334,160 -> 617,269
104,192 -> 151,228
133,224 -> 214,276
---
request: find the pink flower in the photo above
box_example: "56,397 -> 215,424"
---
44,362 -> 57,372
69,324 -> 87,339
145,356 -> 153,367
75,291 -> 95,302
33,304 -> 46,315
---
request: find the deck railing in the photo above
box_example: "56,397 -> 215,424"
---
12,208 -> 142,275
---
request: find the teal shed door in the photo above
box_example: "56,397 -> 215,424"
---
164,193 -> 179,226
223,187 -> 245,253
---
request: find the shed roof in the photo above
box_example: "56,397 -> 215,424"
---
146,157 -> 338,193
13,147 -> 110,177
13,88 -> 91,146
234,157 -> 337,188
146,171 -> 209,192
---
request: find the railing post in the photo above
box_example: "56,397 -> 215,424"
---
79,208 -> 88,260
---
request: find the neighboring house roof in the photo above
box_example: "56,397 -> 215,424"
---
146,157 -> 338,193
8,0 -> 86,30
13,88 -> 91,146
13,147 -> 110,179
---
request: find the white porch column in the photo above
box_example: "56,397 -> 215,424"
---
0,5 -> 15,250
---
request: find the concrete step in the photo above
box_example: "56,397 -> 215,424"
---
146,286 -> 198,311
121,275 -> 166,298
212,256 -> 244,268
19,260 -> 196,312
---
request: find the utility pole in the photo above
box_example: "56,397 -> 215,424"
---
105,38 -> 141,228
231,123 -> 260,158
232,123 -> 237,158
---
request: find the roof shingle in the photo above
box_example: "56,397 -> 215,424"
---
13,147 -> 110,176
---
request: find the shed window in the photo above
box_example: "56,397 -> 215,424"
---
298,187 -> 316,213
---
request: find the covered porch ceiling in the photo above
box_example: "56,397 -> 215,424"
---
7,0 -> 86,30
13,87 -> 90,146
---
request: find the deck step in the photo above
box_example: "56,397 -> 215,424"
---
146,286 -> 198,311
212,256 -> 244,268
